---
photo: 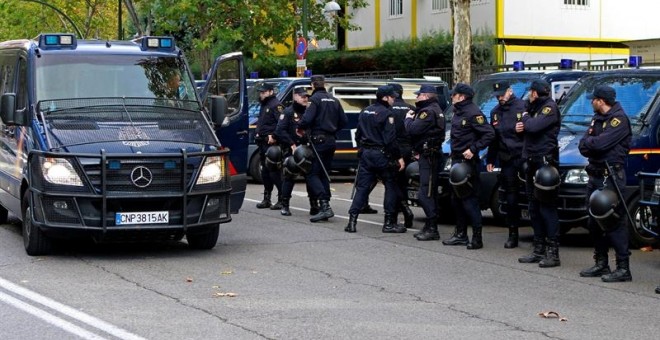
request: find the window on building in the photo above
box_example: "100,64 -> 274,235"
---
432,0 -> 449,12
390,0 -> 403,17
564,0 -> 589,6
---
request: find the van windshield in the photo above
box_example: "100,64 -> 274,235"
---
35,54 -> 198,109
561,74 -> 660,129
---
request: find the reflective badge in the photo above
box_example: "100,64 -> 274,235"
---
419,112 -> 428,119
602,121 -> 607,129
476,116 -> 485,124
277,105 -> 284,113
279,113 -> 285,120
590,120 -> 594,126
493,114 -> 498,121
388,116 -> 394,124
516,112 -> 522,121
611,117 -> 621,127
542,106 -> 552,115
462,119 -> 466,126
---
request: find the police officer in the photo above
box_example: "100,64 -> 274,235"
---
443,83 -> 494,249
388,82 -> 416,228
578,85 -> 632,282
486,81 -> 526,248
254,83 -> 284,210
297,75 -> 348,222
345,85 -> 405,233
515,79 -> 561,267
404,84 -> 445,241
275,87 -> 316,216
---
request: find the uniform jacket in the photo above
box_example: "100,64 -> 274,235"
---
521,96 -> 560,159
578,102 -> 632,166
486,95 -> 526,164
255,95 -> 284,137
298,87 -> 348,137
355,101 -> 400,159
450,99 -> 495,157
404,98 -> 445,152
390,98 -> 415,147
275,102 -> 307,148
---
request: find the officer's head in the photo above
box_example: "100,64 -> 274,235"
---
529,79 -> 550,103
293,87 -> 310,105
387,83 -> 405,98
257,83 -> 275,101
376,85 -> 398,106
414,84 -> 438,103
492,81 -> 512,105
587,85 -> 616,113
450,83 -> 474,104
310,75 -> 325,89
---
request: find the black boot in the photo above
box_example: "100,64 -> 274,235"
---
309,198 -> 320,216
415,219 -> 440,241
539,238 -> 561,268
442,225 -> 468,245
270,195 -> 283,210
601,258 -> 632,282
518,237 -> 546,263
382,213 -> 406,233
256,191 -> 272,209
310,200 -> 334,222
401,201 -> 414,228
360,204 -> 378,214
345,213 -> 358,233
655,285 -> 660,294
504,226 -> 518,249
280,198 -> 291,216
467,227 -> 483,250
579,252 -> 611,277
413,220 -> 430,238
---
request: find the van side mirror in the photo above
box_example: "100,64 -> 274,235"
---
0,93 -> 16,125
210,95 -> 227,126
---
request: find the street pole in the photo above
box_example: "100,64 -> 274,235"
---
302,0 -> 309,43
118,0 -> 123,40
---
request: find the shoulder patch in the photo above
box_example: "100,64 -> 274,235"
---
542,106 -> 552,115
279,113 -> 285,120
476,116 -> 485,124
461,119 -> 467,126
277,105 -> 284,113
388,116 -> 394,124
419,112 -> 428,119
516,112 -> 522,121
611,117 -> 621,127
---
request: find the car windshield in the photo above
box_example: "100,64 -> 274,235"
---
472,74 -> 541,114
561,73 -> 660,129
35,54 -> 198,109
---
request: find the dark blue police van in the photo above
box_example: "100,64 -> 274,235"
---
0,33 -> 248,255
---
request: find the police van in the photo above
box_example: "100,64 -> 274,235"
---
0,33 -> 248,255
544,62 -> 660,247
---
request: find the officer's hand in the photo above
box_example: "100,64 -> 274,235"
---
406,110 -> 415,119
515,122 -> 524,133
291,144 -> 297,153
463,149 -> 474,160
296,128 -> 304,137
398,158 -> 405,171
486,163 -> 494,172
267,135 -> 275,145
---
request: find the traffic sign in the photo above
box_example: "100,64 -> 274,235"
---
296,37 -> 307,60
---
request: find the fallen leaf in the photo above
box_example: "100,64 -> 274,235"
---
641,246 -> 653,252
186,277 -> 193,282
213,292 -> 237,297
221,271 -> 233,275
538,311 -> 567,322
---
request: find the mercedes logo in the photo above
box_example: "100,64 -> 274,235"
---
130,166 -> 153,188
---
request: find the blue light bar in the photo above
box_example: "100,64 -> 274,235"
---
250,71 -> 259,79
303,69 -> 313,77
138,36 -> 176,51
279,70 -> 289,77
559,59 -> 575,69
38,33 -> 77,49
513,61 -> 525,71
629,55 -> 642,68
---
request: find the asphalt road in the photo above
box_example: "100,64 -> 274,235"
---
1,179 -> 660,339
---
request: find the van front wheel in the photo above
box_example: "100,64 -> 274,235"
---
186,224 -> 220,250
628,194 -> 659,249
22,191 -> 53,256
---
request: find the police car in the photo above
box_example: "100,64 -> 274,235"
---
0,34 -> 248,255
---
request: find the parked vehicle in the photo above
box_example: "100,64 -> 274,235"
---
0,34 -> 248,255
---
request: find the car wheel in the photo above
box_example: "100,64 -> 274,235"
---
628,194 -> 659,249
249,153 -> 263,184
186,224 -> 220,250
22,191 -> 53,256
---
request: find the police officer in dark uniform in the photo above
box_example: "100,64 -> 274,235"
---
578,85 -> 633,282
442,83 -> 494,249
254,83 -> 284,210
404,84 -> 445,241
486,81 -> 527,248
388,82 -> 416,228
297,75 -> 348,222
515,79 -> 561,267
345,85 -> 405,233
275,87 -> 315,216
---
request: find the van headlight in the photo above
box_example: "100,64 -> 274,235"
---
196,156 -> 226,185
41,158 -> 83,186
564,168 -> 588,184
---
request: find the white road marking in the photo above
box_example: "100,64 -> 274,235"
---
0,277 -> 147,340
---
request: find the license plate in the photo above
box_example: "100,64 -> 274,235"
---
521,209 -> 529,219
115,211 -> 169,225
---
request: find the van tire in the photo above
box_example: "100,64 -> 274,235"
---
22,191 -> 53,256
627,194 -> 659,249
186,224 -> 220,250
249,153 -> 263,184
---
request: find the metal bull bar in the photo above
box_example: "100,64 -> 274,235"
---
635,169 -> 660,238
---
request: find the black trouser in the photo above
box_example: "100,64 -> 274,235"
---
394,145 -> 413,204
451,158 -> 482,229
281,146 -> 314,200
417,152 -> 439,220
525,158 -> 559,240
258,143 -> 282,195
307,141 -> 335,201
500,157 -> 524,228
349,149 -> 397,215
586,168 -> 631,260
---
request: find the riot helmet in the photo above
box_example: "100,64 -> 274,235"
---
533,165 -> 560,203
293,145 -> 314,174
449,162 -> 473,198
588,188 -> 620,231
265,145 -> 283,171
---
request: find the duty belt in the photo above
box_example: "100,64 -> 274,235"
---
586,163 -> 623,177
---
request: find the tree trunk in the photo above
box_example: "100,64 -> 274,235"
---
451,0 -> 472,85
123,0 -> 143,37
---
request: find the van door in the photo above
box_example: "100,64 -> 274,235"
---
201,52 -> 248,213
